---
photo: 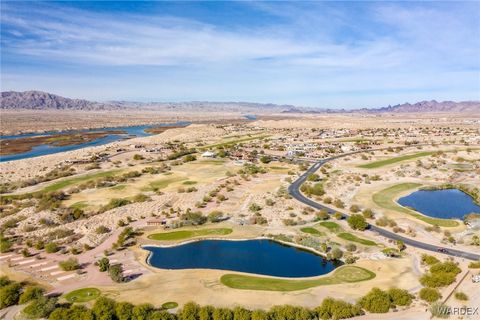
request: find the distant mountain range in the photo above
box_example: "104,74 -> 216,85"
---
1,90 -> 479,113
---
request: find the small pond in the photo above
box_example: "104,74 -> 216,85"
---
397,189 -> 480,219
144,239 -> 339,278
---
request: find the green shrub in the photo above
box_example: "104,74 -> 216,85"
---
59,258 -> 79,271
387,288 -> 413,306
347,214 -> 368,231
0,282 -> 22,308
22,297 -> 56,318
419,287 -> 441,303
315,297 -> 363,319
358,288 -> 391,313
45,242 -> 60,253
454,291 -> 468,301
421,254 -> 440,266
19,286 -> 44,304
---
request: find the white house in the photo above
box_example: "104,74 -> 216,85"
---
201,151 -> 216,158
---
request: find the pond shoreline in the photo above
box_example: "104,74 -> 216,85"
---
142,237 -> 341,279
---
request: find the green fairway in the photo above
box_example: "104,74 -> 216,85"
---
201,134 -> 270,149
318,221 -> 342,232
359,151 -> 434,169
220,266 -> 376,291
300,227 -> 324,236
42,170 -> 121,193
148,228 -> 233,241
372,183 -> 459,227
337,233 -> 376,246
64,288 -> 100,303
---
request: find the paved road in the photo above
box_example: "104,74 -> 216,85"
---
288,154 -> 480,261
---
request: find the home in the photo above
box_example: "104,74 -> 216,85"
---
201,151 -> 216,158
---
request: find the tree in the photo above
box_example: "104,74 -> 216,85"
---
362,208 -> 374,219
331,248 -> 343,260
108,264 -> 124,283
98,257 -> 110,272
251,310 -> 268,320
132,303 -> 155,320
347,214 -> 368,231
212,307 -> 233,320
199,305 -> 214,320
92,296 -> 117,320
419,287 -> 442,303
133,154 -> 144,160
208,211 -> 224,223
349,205 -> 360,213
179,302 -> 200,320
115,301 -> 134,320
315,297 -> 363,320
382,248 -> 401,258
19,286 -> 44,304
421,254 -> 440,266
22,297 -> 57,319
387,288 -> 413,306
315,210 -> 329,221
396,240 -> 405,251
359,288 -> 391,313
259,155 -> 272,164
233,306 -> 251,320
0,282 -> 22,308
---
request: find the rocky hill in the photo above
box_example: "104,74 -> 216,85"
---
0,91 -> 124,110
371,100 -> 480,113
1,91 -> 478,113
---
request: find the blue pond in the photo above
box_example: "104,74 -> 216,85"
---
144,239 -> 339,278
398,189 -> 480,219
0,123 -> 189,162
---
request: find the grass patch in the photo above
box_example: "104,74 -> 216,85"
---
319,221 -> 342,232
337,233 -> 376,246
300,227 -> 324,236
201,134 -> 270,150
69,201 -> 88,210
161,302 -> 178,309
182,180 -> 198,185
143,176 -> 187,191
220,266 -> 375,291
359,151 -> 434,169
64,288 -> 100,303
42,170 -> 121,193
372,183 -> 459,227
148,228 -> 233,241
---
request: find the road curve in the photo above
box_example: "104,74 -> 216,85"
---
288,154 -> 480,261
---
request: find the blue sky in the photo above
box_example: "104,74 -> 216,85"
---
1,1 -> 479,108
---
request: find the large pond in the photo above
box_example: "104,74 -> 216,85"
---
0,123 -> 189,162
144,239 -> 339,278
398,189 -> 480,219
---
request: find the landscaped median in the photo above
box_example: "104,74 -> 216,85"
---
220,266 -> 375,291
372,183 -> 459,227
147,228 -> 233,241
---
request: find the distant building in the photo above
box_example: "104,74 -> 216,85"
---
201,151 -> 216,158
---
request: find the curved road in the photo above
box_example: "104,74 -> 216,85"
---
288,154 -> 480,261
